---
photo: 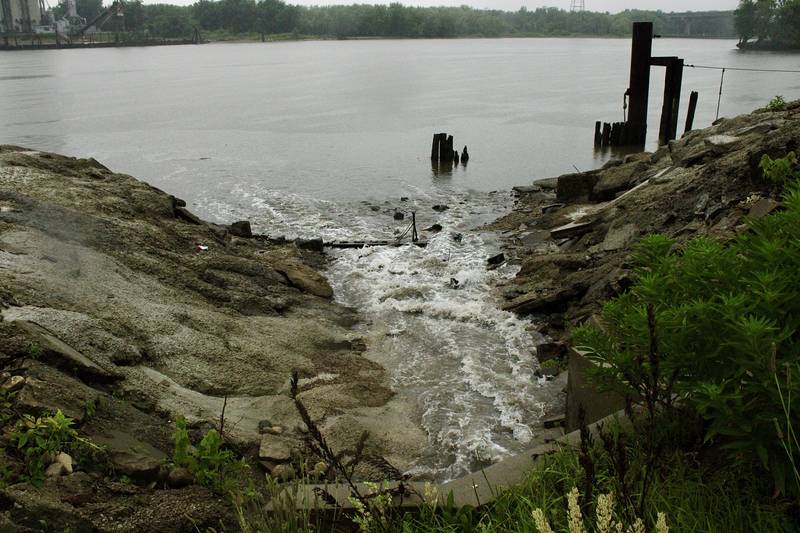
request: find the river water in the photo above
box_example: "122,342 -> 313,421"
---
1,38 -> 798,480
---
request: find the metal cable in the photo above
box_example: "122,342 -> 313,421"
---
686,63 -> 800,73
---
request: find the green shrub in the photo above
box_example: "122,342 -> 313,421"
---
172,416 -> 250,496
574,156 -> 800,497
10,410 -> 77,482
761,151 -> 799,185
767,95 -> 787,111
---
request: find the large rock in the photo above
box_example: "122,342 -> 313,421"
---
259,435 -> 293,462
15,362 -> 100,423
275,262 -> 334,299
14,321 -> 120,383
502,281 -> 588,315
229,220 -> 252,238
591,161 -> 649,201
87,429 -> 167,482
556,170 -> 600,203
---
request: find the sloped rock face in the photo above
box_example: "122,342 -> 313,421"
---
0,147 -> 416,529
492,102 -> 800,340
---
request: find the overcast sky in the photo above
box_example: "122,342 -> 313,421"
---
146,0 -> 741,13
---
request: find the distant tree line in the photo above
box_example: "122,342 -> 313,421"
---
735,0 -> 800,48
72,1 -> 735,41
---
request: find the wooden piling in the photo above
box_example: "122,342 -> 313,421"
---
431,134 -> 440,160
594,121 -> 602,147
657,57 -> 684,145
628,22 -> 654,148
601,122 -> 612,147
684,91 -> 698,134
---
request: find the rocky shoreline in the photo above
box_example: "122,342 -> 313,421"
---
492,99 -> 800,428
0,146 -> 427,529
0,100 -> 798,529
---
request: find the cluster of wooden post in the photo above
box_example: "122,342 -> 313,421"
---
431,133 -> 468,164
594,121 -> 639,148
594,22 -> 699,150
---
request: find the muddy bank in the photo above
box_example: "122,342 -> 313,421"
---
0,146 -> 426,529
493,101 -> 800,408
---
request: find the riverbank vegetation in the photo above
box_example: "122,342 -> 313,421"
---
74,0 -> 734,41
229,151 -> 800,531
735,0 -> 800,49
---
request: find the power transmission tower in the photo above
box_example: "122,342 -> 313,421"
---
570,0 -> 585,11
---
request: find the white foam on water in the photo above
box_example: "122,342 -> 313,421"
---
197,184 -> 564,482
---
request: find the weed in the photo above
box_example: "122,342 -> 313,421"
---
8,409 -> 104,483
760,151 -> 799,184
27,341 -> 43,360
172,416 -> 251,497
574,153 -> 800,497
767,95 -> 787,111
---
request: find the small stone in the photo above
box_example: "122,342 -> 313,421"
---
748,198 -> 780,219
270,463 -> 296,481
258,420 -> 273,434
229,220 -> 252,238
259,436 -> 292,462
432,205 -> 449,212
393,212 -> 405,220
487,253 -> 505,266
370,206 -> 380,212
45,462 -> 67,477
1,375 -> 25,392
55,452 -> 73,474
400,197 -> 409,202
167,467 -> 194,488
266,426 -> 284,435
424,224 -> 443,232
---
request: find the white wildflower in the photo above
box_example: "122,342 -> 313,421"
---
531,508 -> 554,533
655,512 -> 669,533
595,492 -> 615,533
567,487 -> 585,533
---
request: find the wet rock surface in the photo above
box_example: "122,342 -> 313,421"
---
0,147 -> 414,528
492,102 -> 800,343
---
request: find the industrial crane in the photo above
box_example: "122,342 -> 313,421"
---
72,0 -> 124,36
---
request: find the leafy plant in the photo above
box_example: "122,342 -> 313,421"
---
172,416 -> 250,496
27,342 -> 43,360
760,152 -> 799,184
574,161 -> 800,497
767,95 -> 787,111
10,410 -> 77,482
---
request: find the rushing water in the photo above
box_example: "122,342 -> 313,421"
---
1,38 -> 798,480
